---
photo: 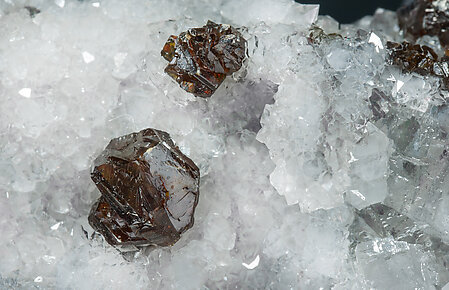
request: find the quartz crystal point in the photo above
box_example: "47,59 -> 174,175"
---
161,20 -> 247,98
88,128 -> 200,248
397,0 -> 449,48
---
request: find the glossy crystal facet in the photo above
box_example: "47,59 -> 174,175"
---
161,20 -> 246,98
88,128 -> 200,248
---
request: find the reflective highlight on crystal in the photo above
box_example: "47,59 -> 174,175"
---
161,21 -> 246,98
88,128 -> 200,248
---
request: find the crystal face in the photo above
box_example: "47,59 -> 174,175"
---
397,0 -> 449,47
349,204 -> 449,289
88,128 -> 200,248
161,20 -> 247,98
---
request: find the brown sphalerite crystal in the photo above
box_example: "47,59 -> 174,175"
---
88,128 -> 200,249
386,41 -> 439,75
161,20 -> 247,98
397,0 -> 449,48
307,25 -> 343,45
386,41 -> 449,89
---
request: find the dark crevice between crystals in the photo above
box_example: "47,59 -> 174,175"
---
24,6 -> 40,18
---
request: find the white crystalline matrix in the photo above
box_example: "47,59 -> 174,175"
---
1,0 -> 449,289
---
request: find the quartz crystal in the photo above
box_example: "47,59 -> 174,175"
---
350,204 -> 449,289
88,128 -> 200,248
161,21 -> 247,97
24,6 -> 40,18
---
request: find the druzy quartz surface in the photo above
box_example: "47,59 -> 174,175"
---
89,128 -> 200,248
3,0 -> 449,289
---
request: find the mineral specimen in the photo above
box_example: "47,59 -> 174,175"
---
88,128 -> 200,248
397,0 -> 449,47
161,20 -> 246,98
6,0 -> 449,289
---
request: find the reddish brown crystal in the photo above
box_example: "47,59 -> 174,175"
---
386,41 -> 449,89
88,128 -> 200,249
397,0 -> 449,48
161,20 -> 246,98
386,41 -> 439,74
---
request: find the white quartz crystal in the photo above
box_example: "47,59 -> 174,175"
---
1,0 -> 448,289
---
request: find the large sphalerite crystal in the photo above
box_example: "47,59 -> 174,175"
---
88,128 -> 200,248
397,0 -> 449,48
161,20 -> 246,98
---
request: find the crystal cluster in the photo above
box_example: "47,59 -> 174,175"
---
398,0 -> 449,47
386,41 -> 449,88
161,21 -> 246,97
88,128 -> 200,248
2,0 -> 449,289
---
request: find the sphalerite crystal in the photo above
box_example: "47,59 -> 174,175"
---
88,128 -> 200,249
161,20 -> 246,98
386,41 -> 438,75
386,41 -> 449,88
397,0 -> 449,48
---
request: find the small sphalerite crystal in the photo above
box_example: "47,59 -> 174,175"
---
161,20 -> 246,98
386,41 -> 439,75
386,41 -> 449,88
88,128 -> 200,248
397,0 -> 449,48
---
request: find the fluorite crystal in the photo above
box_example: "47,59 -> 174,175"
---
161,20 -> 246,98
397,0 -> 449,47
88,128 -> 200,248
